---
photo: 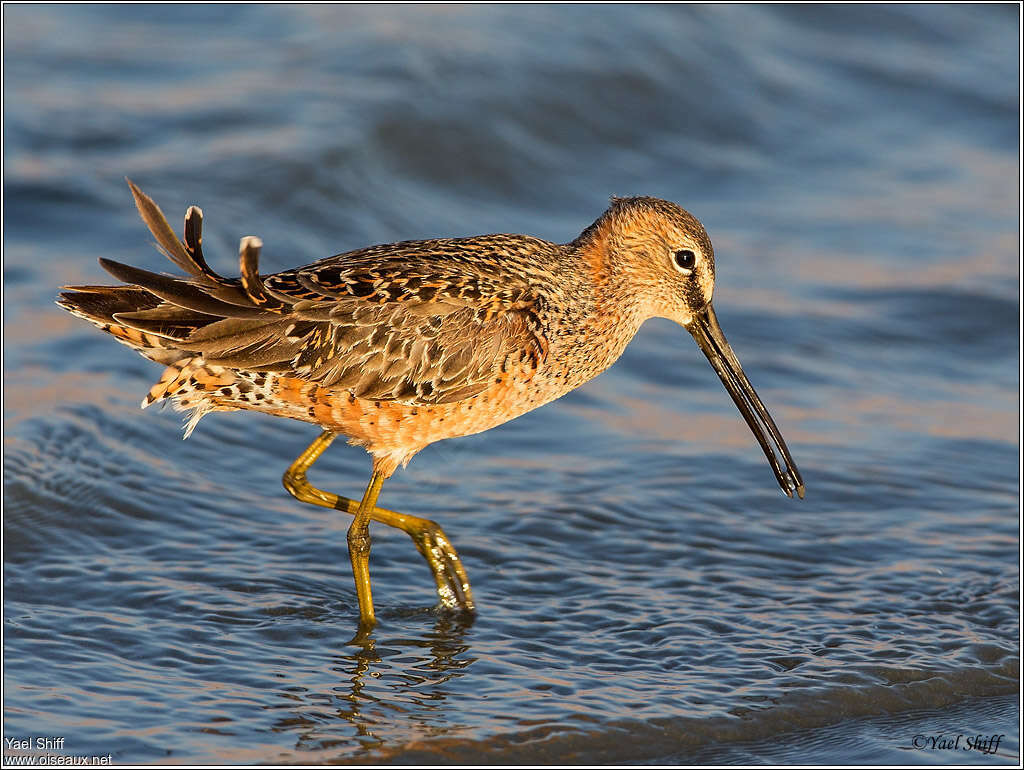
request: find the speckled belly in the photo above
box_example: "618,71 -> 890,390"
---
162,355 -> 578,467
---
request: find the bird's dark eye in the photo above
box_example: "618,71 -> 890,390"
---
673,249 -> 696,271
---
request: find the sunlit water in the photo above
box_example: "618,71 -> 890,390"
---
3,4 -> 1018,764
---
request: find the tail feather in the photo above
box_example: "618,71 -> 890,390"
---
58,284 -> 161,321
97,258 -> 269,319
128,181 -> 274,310
56,286 -> 182,361
127,178 -> 222,283
57,179 -> 303,430
110,313 -> 218,340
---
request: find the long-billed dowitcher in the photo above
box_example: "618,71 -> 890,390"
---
58,181 -> 803,630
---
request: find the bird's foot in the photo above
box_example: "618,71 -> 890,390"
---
408,520 -> 476,614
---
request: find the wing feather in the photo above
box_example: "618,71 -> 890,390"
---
83,182 -> 553,406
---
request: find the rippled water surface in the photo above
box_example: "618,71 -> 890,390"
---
3,4 -> 1019,765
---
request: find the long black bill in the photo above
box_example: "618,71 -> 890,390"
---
687,304 -> 805,499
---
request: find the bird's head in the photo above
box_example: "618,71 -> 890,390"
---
581,195 -> 716,325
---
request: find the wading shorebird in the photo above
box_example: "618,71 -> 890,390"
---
58,181 -> 804,630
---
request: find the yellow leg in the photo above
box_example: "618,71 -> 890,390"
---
282,431 -> 475,621
348,467 -> 383,628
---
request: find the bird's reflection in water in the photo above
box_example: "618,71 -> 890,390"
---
268,612 -> 476,756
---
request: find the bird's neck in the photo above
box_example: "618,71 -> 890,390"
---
570,231 -> 652,324
555,236 -> 649,378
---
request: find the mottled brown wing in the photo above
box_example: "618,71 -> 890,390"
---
269,299 -> 541,402
251,238 -> 550,404
264,235 -> 549,312
79,185 -> 552,406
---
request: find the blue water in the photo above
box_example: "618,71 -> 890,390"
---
3,4 -> 1019,765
